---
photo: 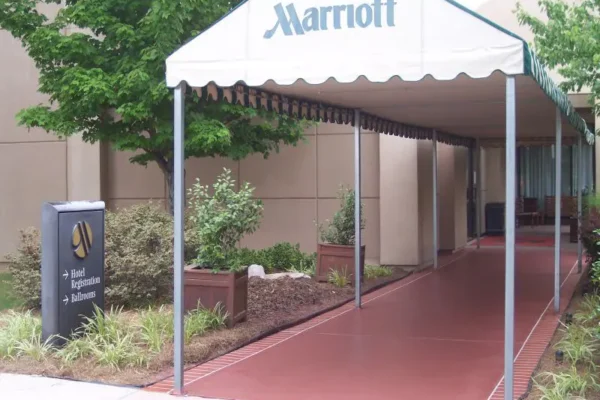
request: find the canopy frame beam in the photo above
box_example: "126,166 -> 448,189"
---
173,83 -> 186,395
504,75 -> 516,400
354,109 -> 362,308
433,130 -> 439,269
578,133 -> 583,273
554,109 -> 562,314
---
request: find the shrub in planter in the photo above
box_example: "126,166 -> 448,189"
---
231,243 -> 316,274
316,186 -> 366,284
187,168 -> 263,327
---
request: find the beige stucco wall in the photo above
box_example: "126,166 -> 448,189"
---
438,144 -> 456,251
104,123 -> 382,263
417,141 -> 434,266
0,3 -> 102,268
454,147 -> 468,249
0,7 -> 65,266
379,137 -> 420,265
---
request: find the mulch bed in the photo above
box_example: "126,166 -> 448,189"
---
0,267 -> 411,387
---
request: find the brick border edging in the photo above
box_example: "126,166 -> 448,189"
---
144,270 -> 428,393
145,271 -> 429,394
487,263 -> 583,400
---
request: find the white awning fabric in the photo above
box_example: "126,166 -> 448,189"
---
166,0 -> 594,144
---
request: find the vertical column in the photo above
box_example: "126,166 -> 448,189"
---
476,139 -> 481,249
578,134 -> 583,273
554,109 -> 562,313
173,83 -> 185,395
433,130 -> 439,269
354,109 -> 362,308
504,76 -> 516,400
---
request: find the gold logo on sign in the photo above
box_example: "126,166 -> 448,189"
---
72,221 -> 93,259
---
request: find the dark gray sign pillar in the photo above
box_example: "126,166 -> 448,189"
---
42,201 -> 105,344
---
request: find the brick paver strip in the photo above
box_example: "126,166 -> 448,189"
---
147,250 -> 580,398
145,270 -> 430,394
487,261 -> 582,400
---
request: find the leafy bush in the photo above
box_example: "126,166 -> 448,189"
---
365,265 -> 393,280
6,228 -> 41,309
231,243 -> 316,274
105,203 -> 174,307
6,202 -> 201,309
189,169 -> 263,271
319,186 -> 365,246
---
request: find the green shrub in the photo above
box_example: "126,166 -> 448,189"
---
6,228 -> 41,309
231,243 -> 316,274
319,186 -> 365,246
189,169 -> 263,271
105,203 -> 174,307
6,203 -> 200,309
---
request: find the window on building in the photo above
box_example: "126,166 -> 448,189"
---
518,144 -> 594,209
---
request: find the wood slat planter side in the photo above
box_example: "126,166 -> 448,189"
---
316,243 -> 365,285
184,266 -> 248,328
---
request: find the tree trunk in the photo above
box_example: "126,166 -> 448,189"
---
166,167 -> 175,216
157,158 -> 185,216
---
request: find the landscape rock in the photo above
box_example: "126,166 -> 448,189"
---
248,264 -> 266,279
265,272 -> 311,280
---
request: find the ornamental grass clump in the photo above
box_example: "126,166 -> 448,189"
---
0,310 -> 46,360
189,168 -> 263,272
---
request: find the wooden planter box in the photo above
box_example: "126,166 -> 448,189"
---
569,217 -> 578,244
184,266 -> 248,328
316,243 -> 365,285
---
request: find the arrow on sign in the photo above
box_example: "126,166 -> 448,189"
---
63,295 -> 69,305
63,270 -> 69,280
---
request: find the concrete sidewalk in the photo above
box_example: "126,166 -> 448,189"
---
0,373 -> 221,400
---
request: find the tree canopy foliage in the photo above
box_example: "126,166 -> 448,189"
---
517,0 -> 600,123
0,0 -> 309,212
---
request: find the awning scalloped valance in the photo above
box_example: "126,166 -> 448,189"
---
196,83 -> 475,148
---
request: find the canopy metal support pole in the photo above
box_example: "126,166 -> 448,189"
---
554,109 -> 562,313
354,109 -> 362,308
433,130 -> 439,269
475,138 -> 481,249
504,76 -> 516,400
578,133 -> 583,273
173,83 -> 186,395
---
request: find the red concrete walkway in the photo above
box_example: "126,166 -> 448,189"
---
150,247 -> 581,400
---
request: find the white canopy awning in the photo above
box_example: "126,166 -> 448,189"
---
166,0 -> 593,144
166,1 -> 592,397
